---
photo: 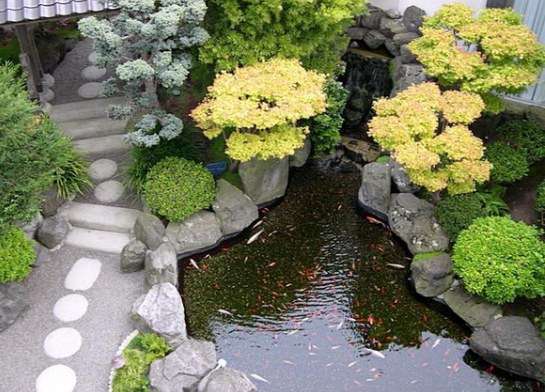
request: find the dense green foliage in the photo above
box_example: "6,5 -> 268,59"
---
498,117 -> 545,164
452,216 -> 545,304
200,0 -> 365,73
536,181 -> 545,216
144,157 -> 216,222
0,226 -> 35,283
112,333 -> 170,392
485,142 -> 529,183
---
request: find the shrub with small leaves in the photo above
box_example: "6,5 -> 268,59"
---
144,157 -> 215,222
0,226 -> 35,283
498,118 -> 545,164
536,181 -> 545,215
486,142 -> 529,184
452,216 -> 545,304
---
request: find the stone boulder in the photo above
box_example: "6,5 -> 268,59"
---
166,212 -> 223,256
399,45 -> 417,64
0,283 -> 28,332
212,180 -> 259,237
388,193 -> 448,254
364,30 -> 386,50
19,212 -> 43,239
239,157 -> 289,205
388,159 -> 418,193
145,242 -> 178,288
290,138 -> 311,168
358,163 -> 391,221
391,63 -> 427,97
200,367 -> 257,392
384,39 -> 401,56
442,285 -> 502,329
149,338 -> 217,392
120,240 -> 147,273
403,6 -> 426,32
41,186 -> 65,217
393,32 -> 419,46
346,27 -> 368,40
134,213 -> 165,250
341,136 -> 381,164
131,283 -> 187,348
470,317 -> 545,383
379,17 -> 407,37
359,6 -> 385,30
411,253 -> 453,297
36,215 -> 69,249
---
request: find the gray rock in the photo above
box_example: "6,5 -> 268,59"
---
403,6 -> 426,33
131,283 -> 187,348
385,9 -> 402,19
36,215 -> 69,249
0,283 -> 28,332
363,30 -> 386,49
384,39 -> 401,56
388,159 -> 418,193
166,211 -> 223,255
201,367 -> 257,392
89,159 -> 117,182
380,17 -> 407,36
120,240 -> 147,273
470,317 -> 545,382
19,212 -> 43,239
358,163 -> 391,221
150,338 -> 217,392
359,7 -> 385,30
94,180 -> 124,203
41,186 -> 65,217
213,180 -> 258,237
290,138 -> 311,168
411,253 -> 453,297
388,193 -> 449,254
134,213 -> 165,250
347,27 -> 368,40
442,285 -> 502,329
239,157 -> 289,205
391,62 -> 427,96
393,32 -> 419,47
145,242 -> 178,288
341,136 -> 381,164
399,44 -> 417,64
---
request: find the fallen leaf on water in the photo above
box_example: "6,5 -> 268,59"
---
365,348 -> 386,359
218,309 -> 233,316
386,263 -> 405,269
247,229 -> 264,244
250,374 -> 270,384
283,360 -> 295,366
432,338 -> 441,349
189,259 -> 200,270
348,361 -> 358,368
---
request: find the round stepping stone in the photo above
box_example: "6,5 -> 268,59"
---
94,180 -> 124,203
89,159 -> 117,181
82,65 -> 107,81
53,294 -> 89,322
36,365 -> 76,392
43,328 -> 82,359
88,51 -> 97,64
78,82 -> 103,99
65,258 -> 102,291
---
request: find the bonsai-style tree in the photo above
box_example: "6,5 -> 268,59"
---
408,4 -> 545,113
369,82 -> 491,195
78,0 -> 209,147
191,58 -> 327,162
199,0 -> 365,74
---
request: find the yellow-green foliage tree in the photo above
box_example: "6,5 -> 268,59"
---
408,4 -> 545,113
191,58 -> 327,162
369,82 -> 491,195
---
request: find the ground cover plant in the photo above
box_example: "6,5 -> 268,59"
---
0,226 -> 35,283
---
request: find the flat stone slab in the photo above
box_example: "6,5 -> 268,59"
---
89,159 -> 117,181
88,51 -> 97,64
36,364 -> 77,392
78,82 -> 104,99
81,65 -> 107,81
43,327 -> 82,359
64,258 -> 102,291
94,180 -> 124,203
65,227 -> 131,254
60,202 -> 139,233
53,294 -> 88,322
442,285 -> 502,329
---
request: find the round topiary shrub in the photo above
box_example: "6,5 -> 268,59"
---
144,157 -> 216,222
452,216 -> 545,304
486,142 -> 529,184
0,226 -> 36,283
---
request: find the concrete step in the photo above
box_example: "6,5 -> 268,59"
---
59,117 -> 127,141
60,202 -> 140,233
65,227 -> 131,254
73,134 -> 129,156
49,97 -> 126,122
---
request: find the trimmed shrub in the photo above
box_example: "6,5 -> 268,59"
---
486,142 -> 529,183
452,216 -> 545,304
498,118 -> 545,164
0,226 -> 35,283
144,157 -> 216,222
536,180 -> 545,215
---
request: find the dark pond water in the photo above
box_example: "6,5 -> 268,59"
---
182,160 -> 540,392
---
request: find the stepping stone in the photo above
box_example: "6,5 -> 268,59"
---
89,159 -> 117,182
65,258 -> 102,291
53,294 -> 88,322
88,51 -> 97,64
73,134 -> 129,156
43,327 -> 82,359
78,82 -> 104,99
94,180 -> 124,203
82,65 -> 106,81
65,227 -> 131,254
36,365 -> 76,392
60,202 -> 139,233
49,97 -> 126,123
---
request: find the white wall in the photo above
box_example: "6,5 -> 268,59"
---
369,0 -> 488,15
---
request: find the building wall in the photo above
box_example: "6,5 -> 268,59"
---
369,0 -> 488,14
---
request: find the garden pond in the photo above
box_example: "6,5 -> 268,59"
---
182,160 -> 542,392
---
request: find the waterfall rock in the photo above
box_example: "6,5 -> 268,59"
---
166,211 -> 223,255
347,27 -> 369,40
403,6 -> 426,33
145,242 -> 178,288
399,44 -> 418,64
391,62 -> 427,96
149,338 -> 217,392
239,157 -> 289,205
131,283 -> 187,348
212,180 -> 258,237
385,39 -> 401,56
290,138 -> 312,168
37,215 -> 69,249
120,239 -> 147,273
470,317 -> 545,383
388,158 -> 418,193
363,30 -> 386,49
134,212 -> 165,250
0,283 -> 28,332
358,163 -> 391,221
411,253 -> 454,297
359,6 -> 385,30
442,285 -> 502,329
200,368 -> 257,392
393,32 -> 419,47
379,17 -> 407,37
388,193 -> 448,255
341,137 -> 381,164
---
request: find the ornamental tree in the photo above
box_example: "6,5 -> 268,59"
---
78,0 -> 209,147
191,58 -> 327,161
369,82 -> 491,195
199,0 -> 365,73
408,5 -> 545,113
